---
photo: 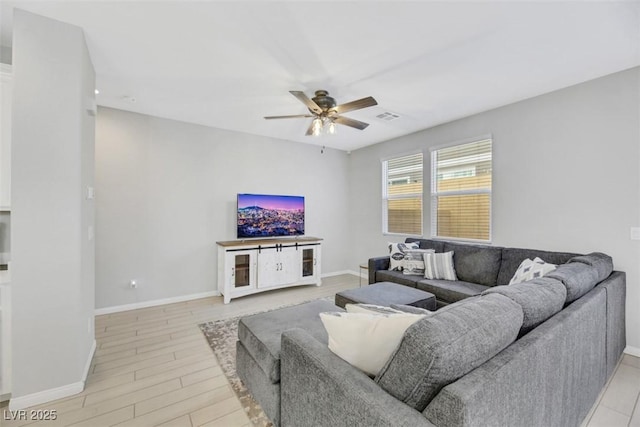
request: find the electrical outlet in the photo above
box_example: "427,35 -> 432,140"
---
130,280 -> 138,289
631,227 -> 640,241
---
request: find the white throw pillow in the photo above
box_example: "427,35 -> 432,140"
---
423,251 -> 457,281
509,257 -> 557,284
320,311 -> 425,376
402,249 -> 435,275
388,242 -> 419,271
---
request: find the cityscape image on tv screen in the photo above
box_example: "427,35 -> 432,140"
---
237,193 -> 305,238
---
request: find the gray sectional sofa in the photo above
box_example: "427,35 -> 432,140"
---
238,239 -> 626,427
369,238 -> 582,307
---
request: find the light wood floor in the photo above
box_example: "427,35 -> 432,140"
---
0,274 -> 360,427
2,273 -> 639,427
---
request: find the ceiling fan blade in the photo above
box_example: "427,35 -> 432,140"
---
290,91 -> 323,115
264,114 -> 314,120
305,120 -> 315,136
334,96 -> 378,114
334,116 -> 370,130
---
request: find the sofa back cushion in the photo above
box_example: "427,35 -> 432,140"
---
546,262 -> 600,303
568,252 -> 613,283
482,277 -> 567,334
406,238 -> 445,253
375,293 -> 523,412
497,248 -> 579,285
442,242 -> 502,286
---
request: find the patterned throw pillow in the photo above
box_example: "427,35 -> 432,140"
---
423,251 -> 457,281
402,249 -> 435,275
388,242 -> 419,271
509,257 -> 557,284
389,304 -> 434,315
346,304 -> 405,315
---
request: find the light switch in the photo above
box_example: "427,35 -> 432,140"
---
631,227 -> 640,241
87,186 -> 94,200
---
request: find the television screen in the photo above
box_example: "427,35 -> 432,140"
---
237,193 -> 305,238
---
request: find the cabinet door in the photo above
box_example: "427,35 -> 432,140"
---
225,250 -> 257,290
258,246 -> 298,289
300,245 -> 320,280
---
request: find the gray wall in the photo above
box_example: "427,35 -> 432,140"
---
11,10 -> 95,398
349,67 -> 640,350
95,107 -> 351,309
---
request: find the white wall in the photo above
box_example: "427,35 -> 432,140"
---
349,67 -> 640,351
11,10 -> 95,403
95,107 -> 351,309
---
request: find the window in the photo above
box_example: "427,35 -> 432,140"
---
382,153 -> 423,235
431,138 -> 492,241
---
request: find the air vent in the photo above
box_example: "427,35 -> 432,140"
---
376,111 -> 401,121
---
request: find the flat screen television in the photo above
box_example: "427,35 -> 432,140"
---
237,193 -> 305,238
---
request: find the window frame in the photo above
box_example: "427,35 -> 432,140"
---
381,151 -> 424,237
429,135 -> 493,243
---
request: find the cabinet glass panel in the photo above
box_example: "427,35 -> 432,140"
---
234,254 -> 251,287
302,248 -> 314,277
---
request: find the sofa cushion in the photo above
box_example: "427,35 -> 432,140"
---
375,293 -> 523,412
443,242 -> 502,286
237,300 -> 341,384
406,238 -> 445,252
569,252 -> 613,282
497,247 -> 579,285
482,277 -> 567,333
546,262 -> 600,303
417,279 -> 489,304
376,270 -> 421,288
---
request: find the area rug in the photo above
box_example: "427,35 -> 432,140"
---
199,297 -> 332,427
200,315 -> 272,427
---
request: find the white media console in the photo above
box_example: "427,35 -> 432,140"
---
216,237 -> 322,304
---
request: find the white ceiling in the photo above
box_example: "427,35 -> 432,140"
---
1,1 -> 639,151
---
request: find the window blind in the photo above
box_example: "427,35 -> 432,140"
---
383,153 -> 423,235
431,139 -> 492,241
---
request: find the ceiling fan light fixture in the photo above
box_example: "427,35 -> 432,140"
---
312,117 -> 323,136
328,120 -> 337,135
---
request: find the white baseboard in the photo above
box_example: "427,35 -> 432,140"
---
9,381 -> 84,411
95,291 -> 221,316
96,271 -> 359,316
624,346 -> 640,358
321,270 -> 359,278
82,340 -> 97,384
9,339 -> 97,411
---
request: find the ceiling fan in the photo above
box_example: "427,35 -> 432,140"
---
264,90 -> 378,136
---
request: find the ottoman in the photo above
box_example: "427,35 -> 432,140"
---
335,281 -> 437,310
236,299 -> 342,426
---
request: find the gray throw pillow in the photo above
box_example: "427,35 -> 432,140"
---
375,293 -> 523,412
